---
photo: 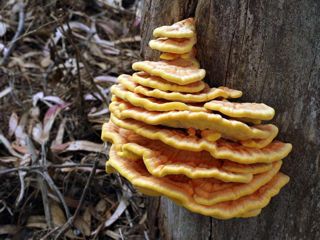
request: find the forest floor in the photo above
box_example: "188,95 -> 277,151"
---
0,0 -> 149,239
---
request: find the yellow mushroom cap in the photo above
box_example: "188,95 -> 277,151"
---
110,99 -> 276,141
111,84 -> 206,112
103,121 -> 258,182
118,74 -> 242,103
149,36 -> 196,54
193,161 -> 282,206
153,18 -> 196,38
132,61 -> 206,85
108,115 -> 292,164
132,72 -> 206,93
107,146 -> 290,219
160,47 -> 197,60
204,100 -> 275,121
222,161 -> 273,174
240,124 -> 279,148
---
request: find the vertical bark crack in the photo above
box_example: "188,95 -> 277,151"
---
224,28 -> 236,86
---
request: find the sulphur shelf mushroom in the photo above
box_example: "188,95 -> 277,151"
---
101,18 -> 292,219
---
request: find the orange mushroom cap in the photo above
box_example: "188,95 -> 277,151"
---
110,99 -> 276,141
107,146 -> 289,219
153,18 -> 195,38
111,84 -> 207,112
149,36 -> 196,54
159,47 -> 197,60
132,61 -> 206,85
108,115 -> 292,164
103,121 -> 255,182
118,74 -> 242,103
240,124 -> 279,148
132,72 -> 206,93
193,161 -> 282,206
204,100 -> 275,121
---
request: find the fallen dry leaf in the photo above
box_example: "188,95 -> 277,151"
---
51,140 -> 104,153
8,112 -> 19,137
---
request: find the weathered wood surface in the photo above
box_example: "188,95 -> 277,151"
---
141,0 -> 320,239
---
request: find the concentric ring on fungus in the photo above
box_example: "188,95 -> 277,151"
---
103,121 -> 254,182
149,36 -> 196,54
132,72 -> 206,93
153,18 -> 195,38
159,47 -> 196,60
118,74 -> 242,103
108,115 -> 292,164
107,146 -> 290,219
110,99 -> 277,141
111,84 -> 207,112
132,61 -> 206,85
204,100 -> 275,121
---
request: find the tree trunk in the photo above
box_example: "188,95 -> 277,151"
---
141,0 -> 320,239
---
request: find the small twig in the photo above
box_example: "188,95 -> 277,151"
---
26,136 -> 53,228
1,2 -> 25,66
54,159 -> 99,239
59,18 -> 110,106
40,226 -> 60,240
59,21 -> 86,118
15,20 -> 57,42
15,170 -> 25,208
0,163 -> 102,175
34,170 -> 71,220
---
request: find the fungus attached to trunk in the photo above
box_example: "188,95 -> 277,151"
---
101,18 -> 292,219
132,72 -> 206,93
119,74 -> 242,103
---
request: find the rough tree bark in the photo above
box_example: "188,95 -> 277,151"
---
141,0 -> 320,239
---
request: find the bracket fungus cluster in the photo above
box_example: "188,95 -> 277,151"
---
102,18 -> 292,219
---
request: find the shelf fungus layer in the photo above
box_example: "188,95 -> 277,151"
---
107,146 -> 290,220
109,116 -> 291,164
204,100 -> 275,121
109,116 -> 292,164
153,18 -> 195,38
132,72 -> 206,93
160,47 -> 196,60
110,99 -> 276,141
132,61 -> 206,85
149,36 -> 196,54
102,121 -> 267,182
118,74 -> 242,103
111,84 -> 206,112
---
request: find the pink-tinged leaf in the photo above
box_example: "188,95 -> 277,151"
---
42,103 -> 70,143
50,142 -> 69,152
32,91 -> 44,106
14,112 -> 28,144
11,142 -> 29,155
51,141 -> 103,153
51,118 -> 66,147
42,96 -> 66,105
0,134 -> 24,158
9,112 -> 19,137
